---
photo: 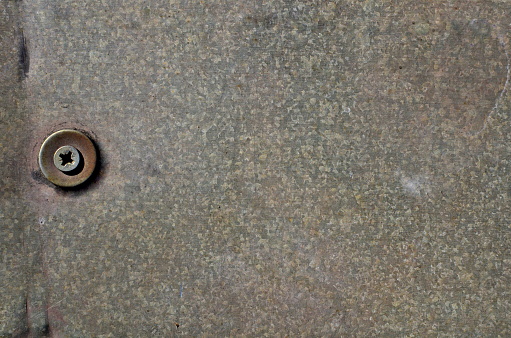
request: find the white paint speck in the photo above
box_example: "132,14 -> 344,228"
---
397,171 -> 432,197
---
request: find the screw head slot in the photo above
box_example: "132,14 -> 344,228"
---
53,145 -> 81,172
38,129 -> 97,187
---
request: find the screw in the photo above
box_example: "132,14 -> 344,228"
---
39,129 -> 97,187
53,145 -> 80,172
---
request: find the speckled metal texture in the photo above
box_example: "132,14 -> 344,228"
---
2,0 -> 511,336
39,130 -> 96,187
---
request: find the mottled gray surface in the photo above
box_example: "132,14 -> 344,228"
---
2,0 -> 511,336
0,1 -> 34,336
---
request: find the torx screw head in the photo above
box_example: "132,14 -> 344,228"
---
53,145 -> 80,172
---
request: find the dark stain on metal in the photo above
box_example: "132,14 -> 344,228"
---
18,32 -> 29,79
13,298 -> 50,338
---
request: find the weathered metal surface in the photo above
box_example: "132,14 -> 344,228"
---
1,0 -> 511,336
0,0 -> 29,335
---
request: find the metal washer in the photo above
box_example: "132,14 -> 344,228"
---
39,129 -> 97,187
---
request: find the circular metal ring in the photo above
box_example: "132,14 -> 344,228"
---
39,129 -> 97,187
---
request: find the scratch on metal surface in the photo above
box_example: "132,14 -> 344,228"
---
46,298 -> 65,312
31,297 -> 66,320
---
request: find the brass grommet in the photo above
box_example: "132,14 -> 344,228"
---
38,129 -> 97,187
